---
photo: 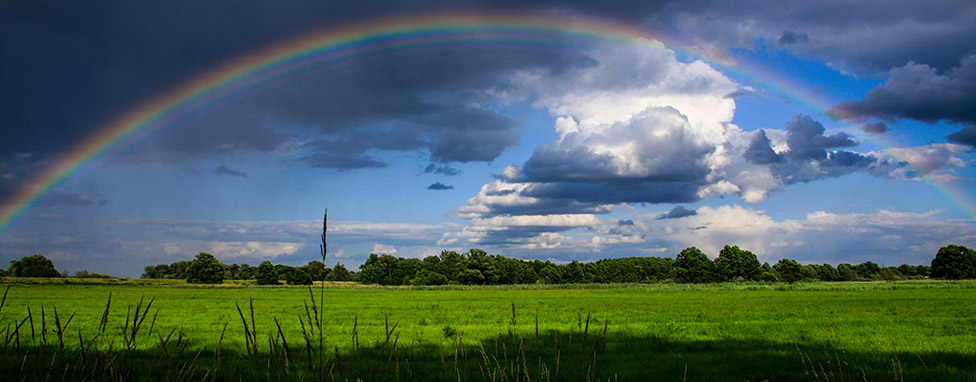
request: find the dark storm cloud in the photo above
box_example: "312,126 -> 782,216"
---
777,30 -> 809,45
743,115 -> 894,185
421,107 -> 522,163
651,1 -> 976,74
743,129 -> 783,165
5,0 -> 972,178
0,153 -> 49,202
298,153 -> 387,170
947,127 -> 976,148
657,206 -> 697,220
784,115 -> 857,161
862,122 -> 888,134
427,182 -> 454,190
422,164 -> 462,176
829,55 -> 976,125
214,165 -> 247,178
0,0 -> 599,179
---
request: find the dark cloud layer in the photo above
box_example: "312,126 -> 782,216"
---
0,0 -> 594,179
947,127 -> 976,148
830,55 -> 976,125
3,1 -> 974,184
652,1 -> 976,74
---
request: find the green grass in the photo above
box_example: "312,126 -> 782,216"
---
0,280 -> 974,380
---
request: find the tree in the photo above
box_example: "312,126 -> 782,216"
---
186,253 -> 224,284
930,244 -> 976,279
411,269 -> 448,285
326,263 -> 353,281
458,268 -> 485,285
852,261 -> 881,280
302,260 -> 328,281
142,264 -> 169,279
837,263 -> 854,281
9,254 -> 60,278
538,264 -> 563,284
773,258 -> 803,284
714,245 -> 761,281
256,261 -> 279,285
286,268 -> 313,285
564,260 -> 586,283
672,247 -> 717,283
814,263 -> 840,281
168,261 -> 192,280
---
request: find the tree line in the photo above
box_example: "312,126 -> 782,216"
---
141,254 -> 355,284
0,254 -> 110,278
3,244 -> 974,284
355,245 -> 943,286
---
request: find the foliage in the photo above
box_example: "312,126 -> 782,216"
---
8,254 -> 60,278
714,245 -> 761,281
255,261 -> 279,285
852,261 -> 882,280
671,247 -> 717,283
930,244 -> 976,279
285,268 -> 313,285
136,243 -> 959,287
302,260 -> 328,281
837,263 -> 855,281
326,263 -> 354,281
772,258 -> 803,284
185,252 -> 224,284
73,270 -> 112,278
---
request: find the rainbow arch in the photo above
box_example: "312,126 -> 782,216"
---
0,12 -> 680,232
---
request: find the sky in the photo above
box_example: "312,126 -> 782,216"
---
2,1 -> 976,277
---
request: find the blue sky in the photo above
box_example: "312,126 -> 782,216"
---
2,1 -> 976,277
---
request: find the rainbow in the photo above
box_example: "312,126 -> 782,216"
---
0,12 -> 680,233
1,11 -> 973,234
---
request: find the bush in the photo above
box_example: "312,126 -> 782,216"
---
256,261 -> 279,285
186,253 -> 224,284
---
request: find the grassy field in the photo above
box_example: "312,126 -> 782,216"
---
0,279 -> 974,381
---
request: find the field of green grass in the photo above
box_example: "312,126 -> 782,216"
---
1,279 -> 975,381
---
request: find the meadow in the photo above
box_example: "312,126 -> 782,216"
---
0,279 -> 975,381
